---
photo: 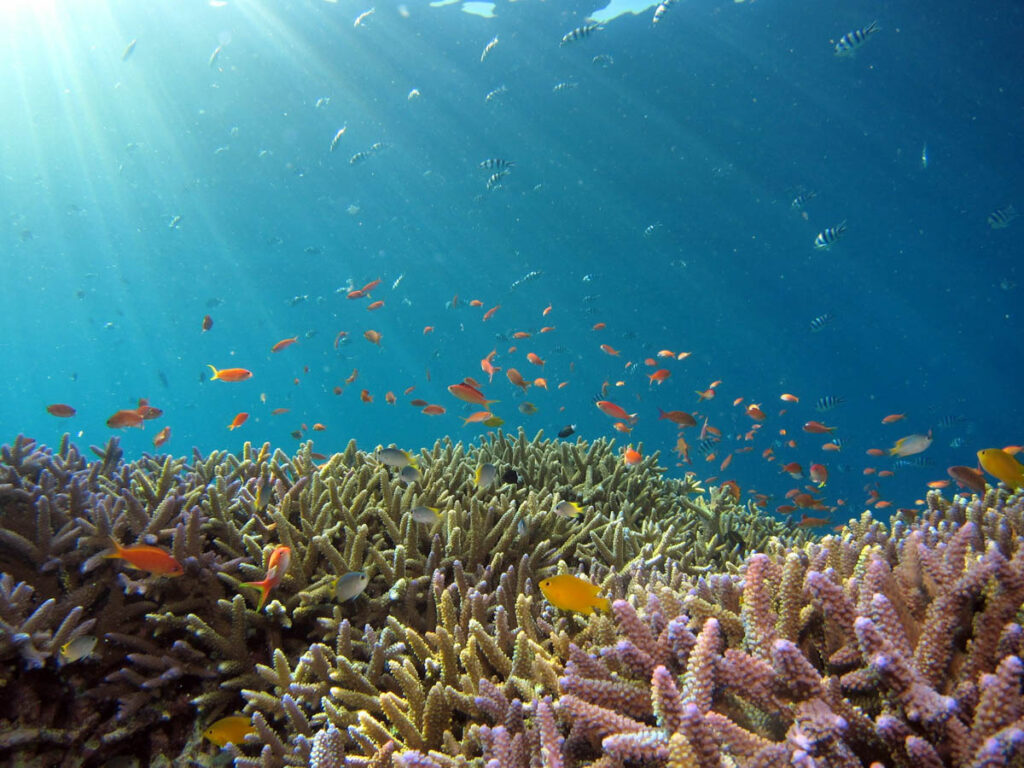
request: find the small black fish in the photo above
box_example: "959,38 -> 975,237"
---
501,469 -> 521,484
558,424 -> 576,438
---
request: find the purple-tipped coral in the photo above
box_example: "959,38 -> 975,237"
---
3,431 -> 1023,768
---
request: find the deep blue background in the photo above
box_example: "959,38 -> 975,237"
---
1,0 -> 1020,520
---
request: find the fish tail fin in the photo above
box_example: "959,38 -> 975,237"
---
207,364 -> 219,380
241,579 -> 270,609
595,597 -> 611,613
103,537 -> 123,560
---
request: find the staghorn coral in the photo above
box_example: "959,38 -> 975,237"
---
0,429 -> 793,766
546,498 -> 1024,768
8,429 -> 1021,768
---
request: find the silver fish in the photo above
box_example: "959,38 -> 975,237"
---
209,45 -> 223,68
121,39 -> 137,62
60,635 -> 98,664
410,506 -> 442,524
475,463 -> 497,488
335,571 -> 369,601
377,447 -> 416,468
399,464 -> 421,485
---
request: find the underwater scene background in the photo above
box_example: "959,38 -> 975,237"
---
2,1 -> 1024,767
2,0 -> 1021,516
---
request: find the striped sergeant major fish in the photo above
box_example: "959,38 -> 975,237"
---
480,36 -> 499,63
653,0 -> 676,24
485,85 -> 508,103
987,205 -> 1018,229
480,158 -> 514,171
560,23 -> 602,46
486,171 -> 509,191
809,312 -> 834,332
834,21 -> 879,57
813,221 -> 847,249
510,270 -> 542,290
894,455 -> 935,469
814,395 -> 845,412
791,190 -> 817,210
350,143 -> 384,165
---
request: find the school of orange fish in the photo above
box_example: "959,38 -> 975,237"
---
43,277 -> 1024,531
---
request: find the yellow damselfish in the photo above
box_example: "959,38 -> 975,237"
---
539,574 -> 609,614
203,715 -> 256,747
977,448 -> 1024,490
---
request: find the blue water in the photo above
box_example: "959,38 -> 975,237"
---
2,0 -> 1020,521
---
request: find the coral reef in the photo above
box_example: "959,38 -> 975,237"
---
2,430 -> 1022,768
0,430 -> 796,766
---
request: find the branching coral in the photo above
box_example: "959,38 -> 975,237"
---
546,501 -> 1024,768
5,430 -> 1019,768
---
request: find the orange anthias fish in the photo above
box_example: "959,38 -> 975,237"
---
648,369 -> 671,386
46,403 -> 76,417
136,399 -> 163,420
364,330 -> 382,345
271,337 -> 298,353
526,352 -> 545,367
803,421 -> 836,434
809,463 -> 828,487
241,545 -> 291,610
208,365 -> 253,382
448,383 -> 497,406
506,368 -> 530,392
539,574 -> 610,614
106,408 -> 145,429
152,426 -> 171,449
227,412 -> 249,430
421,404 -> 446,415
881,413 -> 906,424
658,409 -> 697,427
599,344 -> 620,356
623,448 -> 642,466
595,400 -> 636,423
947,465 -> 987,494
105,538 -> 183,576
